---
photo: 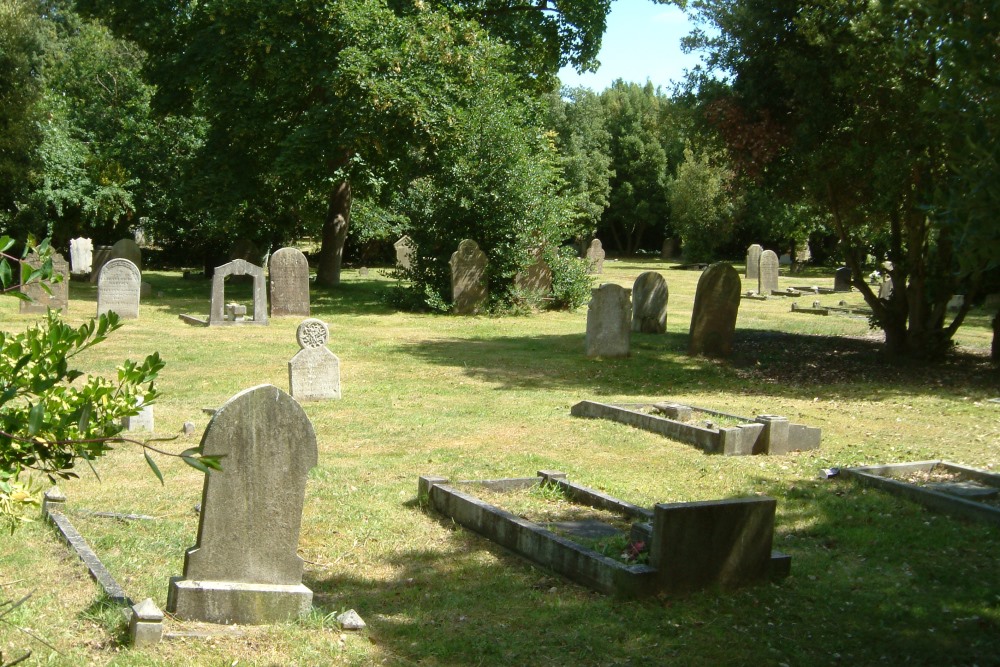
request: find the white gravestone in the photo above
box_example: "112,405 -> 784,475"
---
69,237 -> 93,275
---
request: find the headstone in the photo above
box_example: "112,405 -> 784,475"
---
745,244 -> 763,280
111,238 -> 142,270
879,276 -> 894,301
778,253 -> 792,266
359,267 -> 369,277
585,239 -> 606,274
758,250 -> 779,295
449,239 -> 488,315
514,247 -> 552,295
269,247 -> 311,317
288,319 -> 341,401
19,252 -> 69,314
121,400 -> 154,431
140,282 -> 152,298
69,238 -> 93,275
947,294 -> 965,312
585,283 -> 631,358
833,267 -> 852,292
97,258 -> 141,319
89,245 -> 113,283
631,271 -> 668,334
394,236 -> 416,271
661,238 -> 676,260
688,262 -> 741,358
795,243 -> 811,264
209,259 -> 269,325
228,239 -> 261,265
167,384 -> 317,624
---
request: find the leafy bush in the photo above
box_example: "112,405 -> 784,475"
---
547,246 -> 593,311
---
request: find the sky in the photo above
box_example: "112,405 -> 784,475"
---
557,0 -> 705,93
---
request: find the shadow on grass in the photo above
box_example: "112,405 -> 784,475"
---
303,480 -> 1000,666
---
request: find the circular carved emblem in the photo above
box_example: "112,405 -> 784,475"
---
296,318 -> 329,349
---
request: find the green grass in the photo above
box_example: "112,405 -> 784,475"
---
1,258 -> 998,666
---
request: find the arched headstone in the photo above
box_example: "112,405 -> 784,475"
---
585,283 -> 631,358
111,238 -> 142,270
449,239 -> 488,315
288,319 -> 341,401
209,259 -> 269,325
745,244 -> 763,280
269,247 -> 310,317
586,239 -> 606,274
97,258 -> 141,319
758,250 -> 779,294
689,263 -> 741,358
394,236 -> 415,270
631,272 -> 668,334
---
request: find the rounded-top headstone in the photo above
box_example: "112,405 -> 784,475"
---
97,258 -> 141,319
111,238 -> 142,270
632,271 -> 668,334
689,262 -> 741,358
296,318 -> 330,349
269,247 -> 310,317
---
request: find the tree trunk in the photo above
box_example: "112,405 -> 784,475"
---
316,179 -> 351,287
992,309 -> 999,363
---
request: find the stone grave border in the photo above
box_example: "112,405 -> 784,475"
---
842,460 -> 1000,527
419,471 -> 790,599
570,400 -> 821,456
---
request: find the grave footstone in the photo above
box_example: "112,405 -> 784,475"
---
688,262 -> 741,358
833,267 -> 852,292
167,384 -> 317,624
514,247 -> 552,296
745,244 -> 763,280
288,319 -> 341,401
585,239 -> 606,274
394,236 -> 415,271
97,258 -> 141,319
449,239 -> 488,315
209,259 -> 269,325
585,283 -> 631,358
758,250 -> 779,295
631,271 -> 668,334
19,252 -> 69,314
269,247 -> 310,317
69,238 -> 93,275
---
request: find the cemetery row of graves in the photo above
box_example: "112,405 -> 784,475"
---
1,238 -> 998,665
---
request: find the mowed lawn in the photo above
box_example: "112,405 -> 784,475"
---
2,257 -> 998,666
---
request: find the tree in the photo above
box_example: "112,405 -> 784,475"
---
687,0 -> 995,358
667,144 -> 735,261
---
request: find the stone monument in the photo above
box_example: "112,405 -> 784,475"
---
209,259 -> 269,325
19,252 -> 69,314
631,271 -> 668,334
688,263 -> 741,358
758,249 -> 779,294
269,247 -> 310,317
288,319 -> 341,401
449,239 -> 488,315
89,245 -> 113,283
585,239 -> 606,274
97,258 -> 141,319
167,384 -> 317,624
69,237 -> 93,275
834,267 -> 852,292
394,236 -> 416,271
111,238 -> 142,270
585,283 -> 631,358
745,244 -> 763,280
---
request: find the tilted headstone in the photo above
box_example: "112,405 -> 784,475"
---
689,262 -> 741,358
167,385 -> 317,624
449,239 -> 488,315
288,319 -> 341,401
394,236 -> 415,271
585,239 -> 606,274
209,259 -> 269,325
19,252 -> 69,314
745,244 -> 763,280
833,267 -> 852,292
97,258 -> 141,319
111,238 -> 142,270
269,247 -> 310,317
69,238 -> 93,275
514,247 -> 552,295
89,245 -> 113,283
631,272 -> 668,334
758,250 -> 779,294
585,283 -> 631,358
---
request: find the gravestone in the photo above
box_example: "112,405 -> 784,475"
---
514,248 -> 552,295
745,244 -> 763,280
209,259 -> 269,325
111,238 -> 142,270
288,319 -> 341,401
661,238 -> 676,260
394,236 -> 415,271
269,247 -> 310,317
778,253 -> 792,266
833,267 -> 852,292
228,239 -> 261,265
585,239 -> 606,274
449,239 -> 488,315
97,258 -> 141,319
167,384 -> 317,624
19,252 -> 69,314
758,250 -> 779,294
688,262 -> 741,357
879,276 -> 894,301
69,238 -> 93,275
631,272 -> 668,334
585,283 -> 631,358
89,245 -> 113,283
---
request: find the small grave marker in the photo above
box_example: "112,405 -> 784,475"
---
288,318 -> 341,401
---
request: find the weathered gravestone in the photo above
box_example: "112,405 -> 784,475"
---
167,384 -> 317,624
288,319 -> 341,401
228,239 -> 262,265
879,276 -> 894,301
111,238 -> 142,270
514,248 -> 552,296
745,244 -> 763,280
758,250 -> 779,294
689,263 -> 741,357
69,237 -> 93,275
394,236 -> 415,271
19,252 -> 69,314
661,238 -> 676,260
97,258 -> 141,319
209,259 -> 269,325
833,267 -> 853,292
631,272 -> 668,334
449,239 -> 488,315
585,239 -> 606,274
269,247 -> 310,317
89,245 -> 113,283
585,283 -> 631,358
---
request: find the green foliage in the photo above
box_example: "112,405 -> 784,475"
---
546,245 -> 593,311
667,145 -> 736,261
0,235 -> 55,299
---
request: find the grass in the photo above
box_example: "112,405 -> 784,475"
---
1,257 -> 998,666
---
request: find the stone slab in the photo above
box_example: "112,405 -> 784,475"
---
167,579 -> 313,625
